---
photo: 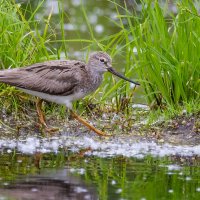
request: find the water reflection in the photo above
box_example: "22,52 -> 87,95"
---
0,149 -> 200,200
0,168 -> 97,200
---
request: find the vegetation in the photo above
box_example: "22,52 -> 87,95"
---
0,0 -> 59,114
88,0 -> 200,115
109,0 -> 200,114
0,0 -> 199,119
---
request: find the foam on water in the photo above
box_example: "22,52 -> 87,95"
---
0,135 -> 200,158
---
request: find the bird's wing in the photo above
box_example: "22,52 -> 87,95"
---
0,60 -> 87,96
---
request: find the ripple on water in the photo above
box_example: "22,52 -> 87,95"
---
0,135 -> 200,158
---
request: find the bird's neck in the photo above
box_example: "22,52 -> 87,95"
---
87,67 -> 104,81
86,61 -> 105,75
85,64 -> 104,91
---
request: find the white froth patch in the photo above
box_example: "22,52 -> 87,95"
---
0,136 -> 200,158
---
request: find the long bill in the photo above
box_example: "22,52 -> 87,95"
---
107,67 -> 140,85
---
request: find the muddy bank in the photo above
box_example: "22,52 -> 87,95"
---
149,113 -> 200,145
0,105 -> 199,147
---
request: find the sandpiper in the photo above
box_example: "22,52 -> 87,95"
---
0,52 -> 139,136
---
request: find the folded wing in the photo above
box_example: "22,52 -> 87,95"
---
0,60 -> 87,96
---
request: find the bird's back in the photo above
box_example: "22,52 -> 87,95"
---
0,60 -> 89,96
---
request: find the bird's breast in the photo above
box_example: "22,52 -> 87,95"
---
80,73 -> 103,95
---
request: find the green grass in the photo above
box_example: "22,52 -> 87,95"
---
98,0 -> 200,114
134,1 -> 200,109
0,0 -> 199,119
0,0 -> 58,113
78,0 -> 200,116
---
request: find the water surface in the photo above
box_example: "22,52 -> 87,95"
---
0,135 -> 200,200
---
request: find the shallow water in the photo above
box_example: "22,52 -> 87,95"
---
1,135 -> 200,200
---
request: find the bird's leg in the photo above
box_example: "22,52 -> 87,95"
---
36,98 -> 58,133
70,110 -> 109,136
36,98 -> 47,128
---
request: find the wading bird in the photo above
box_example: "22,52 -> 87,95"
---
0,52 -> 139,136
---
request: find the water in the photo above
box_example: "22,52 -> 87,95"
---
16,0 -> 122,58
0,135 -> 200,199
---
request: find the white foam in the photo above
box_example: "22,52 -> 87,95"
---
0,135 -> 200,158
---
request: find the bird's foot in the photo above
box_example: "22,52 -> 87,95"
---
70,110 -> 111,137
90,127 -> 110,137
36,123 -> 59,135
45,126 -> 60,133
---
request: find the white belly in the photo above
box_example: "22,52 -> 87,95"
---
19,88 -> 85,109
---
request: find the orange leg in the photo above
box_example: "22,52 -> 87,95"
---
36,98 -> 47,128
36,98 -> 58,133
70,110 -> 109,137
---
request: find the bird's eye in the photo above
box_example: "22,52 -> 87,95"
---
100,58 -> 105,63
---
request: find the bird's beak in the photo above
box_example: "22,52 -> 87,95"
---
106,65 -> 140,85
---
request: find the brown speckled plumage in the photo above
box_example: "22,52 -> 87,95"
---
0,52 -> 139,108
0,51 -> 140,135
0,60 -> 91,95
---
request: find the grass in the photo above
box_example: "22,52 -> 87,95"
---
0,0 -> 199,121
0,0 -> 59,114
76,0 -> 200,117
99,0 -> 200,115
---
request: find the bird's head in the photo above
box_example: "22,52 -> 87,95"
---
88,51 -> 112,73
88,51 -> 140,85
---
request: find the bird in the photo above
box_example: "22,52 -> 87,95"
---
0,52 -> 140,136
